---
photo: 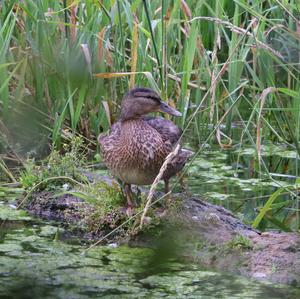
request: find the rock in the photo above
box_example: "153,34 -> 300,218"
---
22,179 -> 300,286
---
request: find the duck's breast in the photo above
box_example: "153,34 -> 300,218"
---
100,119 -> 171,185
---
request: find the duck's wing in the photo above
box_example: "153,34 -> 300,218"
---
162,148 -> 194,180
143,116 -> 182,146
98,121 -> 121,146
144,116 -> 194,180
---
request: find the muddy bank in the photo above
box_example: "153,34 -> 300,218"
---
167,196 -> 300,287
22,179 -> 300,287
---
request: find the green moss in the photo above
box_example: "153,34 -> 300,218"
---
20,137 -> 87,190
66,181 -> 134,236
225,235 -> 253,250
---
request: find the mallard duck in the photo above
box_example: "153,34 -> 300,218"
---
98,87 -> 193,209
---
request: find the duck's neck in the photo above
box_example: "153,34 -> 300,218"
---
119,105 -> 143,121
119,114 -> 144,122
119,117 -> 149,131
119,117 -> 148,135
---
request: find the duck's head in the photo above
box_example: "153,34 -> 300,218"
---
120,87 -> 182,121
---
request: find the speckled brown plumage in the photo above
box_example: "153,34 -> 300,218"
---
99,119 -> 172,185
98,87 -> 193,209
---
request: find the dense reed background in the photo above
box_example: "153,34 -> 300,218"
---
0,0 -> 299,229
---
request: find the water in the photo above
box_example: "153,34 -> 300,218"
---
0,211 -> 299,298
1,144 -> 300,298
183,145 -> 299,229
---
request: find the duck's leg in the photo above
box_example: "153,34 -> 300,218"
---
178,172 -> 188,192
164,179 -> 172,207
124,184 -> 134,215
164,179 -> 170,194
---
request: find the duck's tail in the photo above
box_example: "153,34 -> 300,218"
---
180,148 -> 194,159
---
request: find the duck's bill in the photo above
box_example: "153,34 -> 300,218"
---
159,102 -> 182,117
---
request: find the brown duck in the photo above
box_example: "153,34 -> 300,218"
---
98,87 -> 193,209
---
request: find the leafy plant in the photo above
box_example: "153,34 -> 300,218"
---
20,136 -> 87,190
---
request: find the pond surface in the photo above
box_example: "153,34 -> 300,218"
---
0,204 -> 299,299
1,144 -> 299,298
182,144 -> 300,230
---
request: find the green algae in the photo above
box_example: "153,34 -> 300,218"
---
0,212 -> 299,299
0,142 -> 299,297
184,146 -> 299,229
0,202 -> 31,221
39,225 -> 62,238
